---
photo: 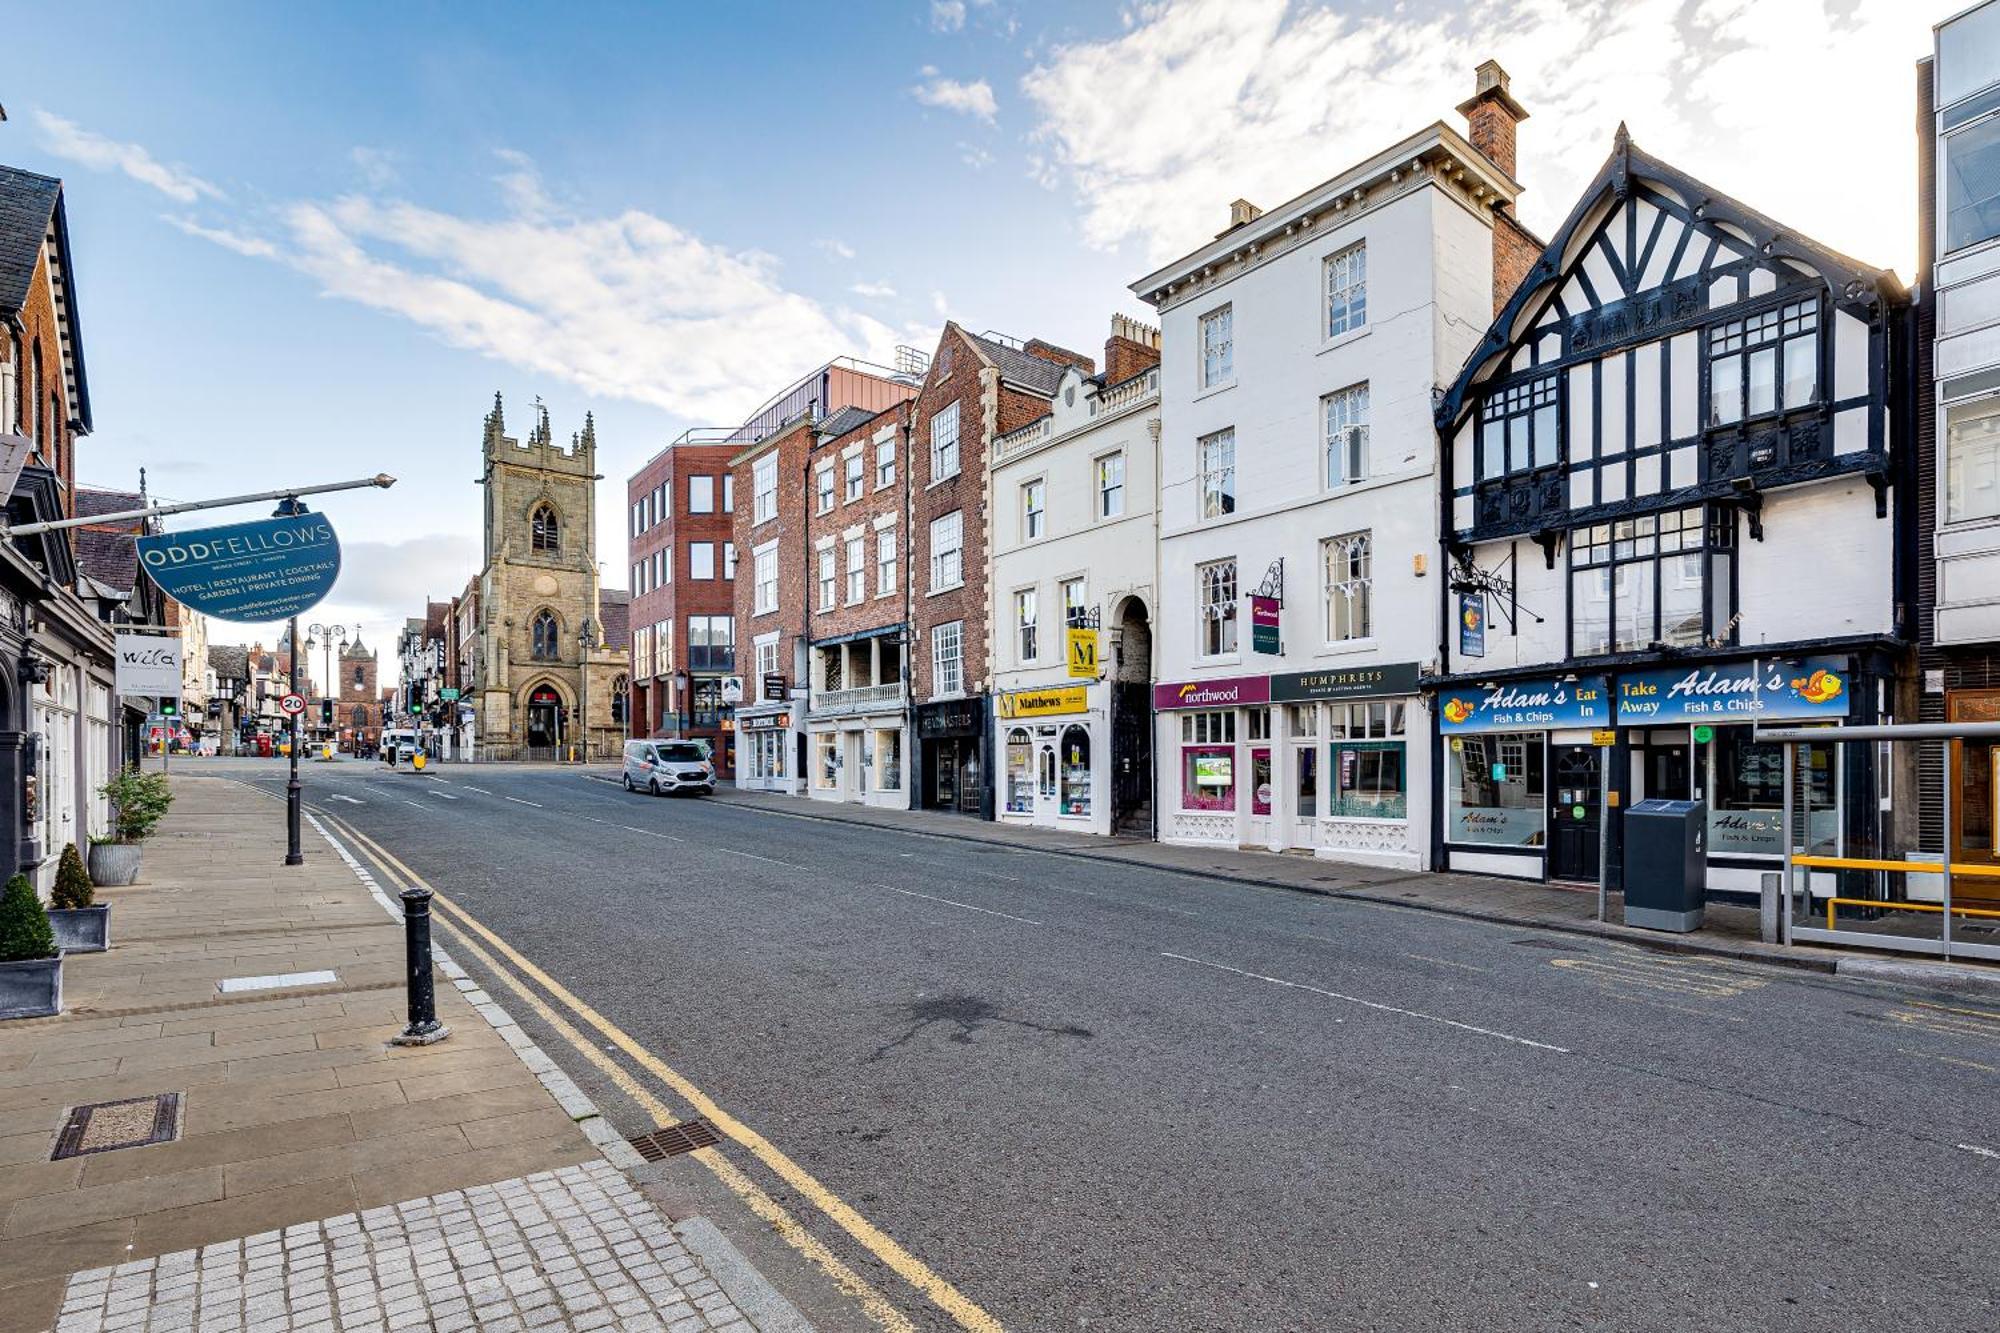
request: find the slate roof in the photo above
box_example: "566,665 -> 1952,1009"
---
0,166 -> 59,318
208,645 -> 249,683
599,589 -> 631,653
816,404 -> 877,440
74,526 -> 137,594
75,488 -> 142,519
965,331 -> 1070,396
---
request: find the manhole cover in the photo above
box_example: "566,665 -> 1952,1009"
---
53,1093 -> 182,1160
627,1118 -> 721,1161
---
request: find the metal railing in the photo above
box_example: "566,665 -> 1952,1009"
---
810,683 -> 905,715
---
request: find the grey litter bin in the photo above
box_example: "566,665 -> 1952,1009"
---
1623,798 -> 1707,933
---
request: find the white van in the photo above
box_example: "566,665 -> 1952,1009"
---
622,739 -> 715,796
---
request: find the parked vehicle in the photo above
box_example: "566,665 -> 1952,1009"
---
623,739 -> 715,796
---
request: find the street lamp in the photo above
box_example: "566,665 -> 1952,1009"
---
576,616 -> 595,763
304,622 -> 347,748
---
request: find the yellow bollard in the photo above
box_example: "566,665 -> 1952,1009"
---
413,752 -> 427,771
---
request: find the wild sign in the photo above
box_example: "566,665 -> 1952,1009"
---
113,634 -> 182,696
136,512 -> 340,622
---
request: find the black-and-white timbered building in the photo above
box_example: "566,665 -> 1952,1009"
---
1429,129 -> 1912,899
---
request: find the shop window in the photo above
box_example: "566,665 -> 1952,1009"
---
1571,506 -> 1730,656
1179,710 -> 1235,812
1006,728 -> 1034,814
1250,747 -> 1272,816
1707,726 -> 1839,857
1945,392 -> 2000,524
1328,701 -> 1406,819
1061,725 -> 1090,816
876,728 -> 902,791
815,733 -> 838,790
1446,734 -> 1545,845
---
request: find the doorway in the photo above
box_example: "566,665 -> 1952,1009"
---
526,686 -> 560,753
1645,743 -> 1692,801
1549,743 -> 1601,882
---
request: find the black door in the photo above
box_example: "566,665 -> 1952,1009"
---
1549,744 -> 1601,882
1111,682 -> 1152,834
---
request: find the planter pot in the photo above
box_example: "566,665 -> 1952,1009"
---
88,843 -> 142,887
48,905 -> 109,954
0,954 -> 61,1020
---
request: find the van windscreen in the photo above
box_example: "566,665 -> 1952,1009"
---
656,743 -> 705,763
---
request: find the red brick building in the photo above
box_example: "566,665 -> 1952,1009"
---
731,416 -> 813,791
626,437 -> 740,774
906,324 -> 1088,816
802,401 -> 914,805
337,637 -> 380,752
0,166 -> 86,508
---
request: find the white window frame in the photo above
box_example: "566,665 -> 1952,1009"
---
815,464 -> 835,514
754,635 -> 781,699
876,437 -> 896,489
1016,587 -> 1039,663
753,454 -> 778,524
1199,559 -> 1238,657
845,536 -> 866,604
723,541 -> 736,579
689,541 -> 715,580
1324,241 -> 1367,339
1942,388 -> 2000,526
1199,429 -> 1236,519
722,473 -> 735,514
817,548 -> 836,611
689,475 -> 715,514
1324,383 -> 1370,487
929,511 -> 964,592
1200,305 -> 1234,389
877,530 -> 897,595
844,453 -> 865,502
1022,478 -> 1046,541
930,401 -> 961,481
1061,577 -> 1087,627
932,620 -> 964,697
1324,530 -> 1373,643
1096,452 -> 1125,519
753,543 -> 779,615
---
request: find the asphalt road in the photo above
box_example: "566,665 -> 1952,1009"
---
196,756 -> 1998,1333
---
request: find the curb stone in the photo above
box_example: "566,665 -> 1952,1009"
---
303,807 -> 823,1333
1835,956 -> 2000,996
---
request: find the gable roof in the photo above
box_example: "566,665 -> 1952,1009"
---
1438,127 -> 1905,432
208,645 -> 249,682
0,165 -> 90,435
816,404 -> 877,440
74,526 -> 137,594
964,330 -> 1069,396
75,487 -> 142,519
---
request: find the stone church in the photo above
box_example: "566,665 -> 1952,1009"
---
465,394 -> 628,759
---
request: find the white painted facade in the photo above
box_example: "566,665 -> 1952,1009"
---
1134,123 -> 1518,870
988,360 -> 1160,837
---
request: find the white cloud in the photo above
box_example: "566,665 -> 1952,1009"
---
913,71 -> 998,124
349,146 -> 400,189
850,280 -> 897,298
174,153 -> 911,423
33,109 -> 224,203
958,141 -> 995,171
814,237 -> 857,260
1022,0 -> 1931,273
931,1 -> 966,32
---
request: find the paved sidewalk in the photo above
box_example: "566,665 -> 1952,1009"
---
0,778 -> 793,1333
590,771 -> 1859,974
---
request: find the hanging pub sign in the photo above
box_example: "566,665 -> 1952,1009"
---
1615,656 -> 1850,725
1250,596 -> 1281,655
1271,662 -> 1421,702
1438,675 -> 1610,733
137,511 -> 340,622
1459,593 -> 1486,659
1065,627 -> 1099,679
114,634 -> 184,695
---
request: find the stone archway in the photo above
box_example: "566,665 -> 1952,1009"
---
519,677 -> 572,756
1109,595 -> 1154,835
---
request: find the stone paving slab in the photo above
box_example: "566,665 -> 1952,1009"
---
52,1160 -> 752,1333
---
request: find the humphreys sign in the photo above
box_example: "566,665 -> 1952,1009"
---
114,634 -> 183,695
1153,674 -> 1271,711
138,512 -> 340,622
1616,656 -> 1850,725
1271,662 -> 1420,703
1438,676 -> 1610,733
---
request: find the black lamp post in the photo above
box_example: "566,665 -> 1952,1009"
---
304,622 -> 347,746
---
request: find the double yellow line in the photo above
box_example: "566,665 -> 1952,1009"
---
320,813 -> 1002,1333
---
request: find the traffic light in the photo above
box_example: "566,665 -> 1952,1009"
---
320,699 -> 335,725
159,699 -> 179,719
410,701 -> 422,715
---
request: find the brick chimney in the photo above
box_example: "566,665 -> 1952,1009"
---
1457,59 -> 1527,187
1102,314 -> 1161,385
1459,60 -> 1537,315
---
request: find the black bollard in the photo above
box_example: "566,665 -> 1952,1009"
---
390,885 -> 451,1046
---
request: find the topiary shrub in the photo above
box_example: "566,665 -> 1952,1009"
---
99,768 -> 173,843
52,844 -> 93,910
0,874 -> 55,963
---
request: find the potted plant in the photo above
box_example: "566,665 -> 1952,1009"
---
0,873 -> 60,1019
47,843 -> 108,953
90,767 -> 172,886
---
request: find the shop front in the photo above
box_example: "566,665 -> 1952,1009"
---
1154,664 -> 1427,867
994,684 -> 1103,834
916,696 -> 989,817
1436,654 -> 1875,895
736,702 -> 799,793
806,702 -> 908,810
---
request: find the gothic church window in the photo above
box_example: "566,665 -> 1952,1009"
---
532,610 -> 560,660
531,503 -> 560,552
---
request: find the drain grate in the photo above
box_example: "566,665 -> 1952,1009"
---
53,1093 -> 182,1160
627,1118 -> 721,1161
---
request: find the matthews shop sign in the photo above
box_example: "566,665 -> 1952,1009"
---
997,685 -> 1089,719
1271,662 -> 1420,703
1438,676 -> 1610,733
1615,657 -> 1850,725
137,512 -> 340,622
1152,674 -> 1271,711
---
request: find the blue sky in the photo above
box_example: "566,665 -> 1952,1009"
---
4,0 -> 1938,689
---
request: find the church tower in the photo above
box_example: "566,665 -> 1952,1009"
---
473,394 -> 622,758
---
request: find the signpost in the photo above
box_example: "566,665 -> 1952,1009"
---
278,693 -> 307,717
113,634 -> 183,696
1250,596 -> 1281,655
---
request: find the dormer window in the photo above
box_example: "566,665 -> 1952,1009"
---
1707,298 -> 1818,428
1478,375 -> 1559,479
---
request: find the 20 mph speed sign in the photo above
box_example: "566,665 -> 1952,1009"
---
278,693 -> 307,716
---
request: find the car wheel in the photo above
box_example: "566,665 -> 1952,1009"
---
648,778 -> 661,796
621,774 -> 633,792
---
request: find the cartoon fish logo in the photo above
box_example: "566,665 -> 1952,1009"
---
1443,697 -> 1474,725
1789,668 -> 1844,706
1461,602 -> 1482,631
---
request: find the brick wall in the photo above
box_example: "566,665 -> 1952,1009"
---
1492,212 -> 1542,314
2,242 -> 75,510
1022,338 -> 1095,373
807,404 -> 909,646
735,418 -> 814,702
909,325 -> 996,700
1102,334 -> 1161,386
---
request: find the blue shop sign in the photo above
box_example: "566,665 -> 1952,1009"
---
1616,656 -> 1850,725
1438,676 -> 1609,733
138,512 -> 341,622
